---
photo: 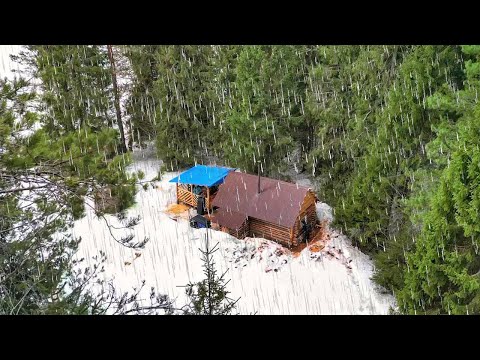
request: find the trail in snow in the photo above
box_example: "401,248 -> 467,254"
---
72,149 -> 396,315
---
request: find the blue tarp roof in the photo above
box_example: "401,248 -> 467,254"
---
169,165 -> 235,187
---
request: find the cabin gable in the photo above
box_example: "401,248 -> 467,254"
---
292,190 -> 318,246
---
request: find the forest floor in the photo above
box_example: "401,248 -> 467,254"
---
71,147 -> 396,314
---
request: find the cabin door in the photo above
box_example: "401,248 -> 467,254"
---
300,216 -> 311,243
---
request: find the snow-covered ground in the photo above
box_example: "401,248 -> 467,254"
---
71,149 -> 396,314
0,45 -> 22,79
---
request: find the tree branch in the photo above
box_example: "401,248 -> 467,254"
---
0,184 -> 49,195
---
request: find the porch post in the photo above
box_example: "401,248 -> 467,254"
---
176,183 -> 179,204
207,187 -> 210,215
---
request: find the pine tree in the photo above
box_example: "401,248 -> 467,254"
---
12,46 -> 118,137
124,45 -> 159,147
151,46 -> 218,168
107,45 -> 127,153
183,231 -> 239,315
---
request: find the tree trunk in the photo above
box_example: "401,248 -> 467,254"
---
107,45 -> 127,154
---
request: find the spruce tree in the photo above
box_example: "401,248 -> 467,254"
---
150,45 -> 218,168
12,46 -> 118,137
107,45 -> 127,153
124,45 -> 159,148
183,232 -> 239,315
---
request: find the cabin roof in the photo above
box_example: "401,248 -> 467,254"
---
169,165 -> 235,187
212,171 -> 311,228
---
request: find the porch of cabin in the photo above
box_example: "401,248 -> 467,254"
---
169,165 -> 235,213
176,183 -> 219,211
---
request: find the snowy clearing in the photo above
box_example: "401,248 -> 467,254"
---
0,45 -> 23,79
71,150 -> 396,314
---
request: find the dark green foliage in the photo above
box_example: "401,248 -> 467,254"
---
397,46 -> 480,314
124,45 -> 159,146
13,46 -> 115,134
183,235 -> 239,315
153,46 -> 218,168
221,46 -> 303,176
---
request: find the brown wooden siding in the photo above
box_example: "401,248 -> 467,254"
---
227,219 -> 249,239
248,217 -> 293,247
292,191 -> 318,244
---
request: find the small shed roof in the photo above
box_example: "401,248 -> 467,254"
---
169,165 -> 235,187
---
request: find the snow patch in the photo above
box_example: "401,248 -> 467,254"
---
316,202 -> 334,223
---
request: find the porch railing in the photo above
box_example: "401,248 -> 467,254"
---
177,184 -> 214,211
178,186 -> 199,208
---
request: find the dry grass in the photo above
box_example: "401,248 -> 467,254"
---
164,203 -> 190,215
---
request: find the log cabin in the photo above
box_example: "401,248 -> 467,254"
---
210,171 -> 319,247
169,165 -> 235,213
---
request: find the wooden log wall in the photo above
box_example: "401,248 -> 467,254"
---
249,218 -> 292,247
228,219 -> 249,240
293,191 -> 319,244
